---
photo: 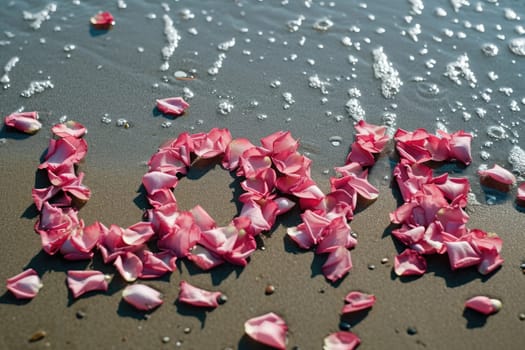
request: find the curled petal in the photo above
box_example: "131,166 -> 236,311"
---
465,296 -> 502,315
90,11 -> 115,30
223,138 -> 256,170
394,249 -> 427,276
6,269 -> 43,299
187,245 -> 224,270
114,252 -> 143,282
122,284 -> 163,311
156,96 -> 189,116
342,291 -> 376,314
244,312 -> 288,350
142,171 -> 178,195
178,280 -> 222,308
122,222 -> 154,246
322,246 -> 353,282
316,216 -> 357,254
51,121 -> 87,138
4,111 -> 42,134
323,331 -> 361,350
478,164 -> 516,192
67,270 -> 110,298
286,224 -> 315,250
517,182 -> 525,207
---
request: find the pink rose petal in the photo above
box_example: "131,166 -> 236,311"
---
51,121 -> 87,138
445,241 -> 481,270
4,111 -> 42,134
122,284 -> 163,311
323,331 -> 361,350
517,182 -> 525,207
114,252 -> 143,282
67,270 -> 110,298
394,249 -> 427,276
478,164 -> 516,192
465,296 -> 502,315
322,246 -> 353,282
244,312 -> 288,350
6,269 -> 43,299
341,291 -> 376,314
156,96 -> 190,116
178,280 -> 222,308
90,11 -> 115,30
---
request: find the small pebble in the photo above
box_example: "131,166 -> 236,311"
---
161,336 -> 170,344
368,264 -> 376,270
407,326 -> 418,335
217,294 -> 228,305
183,327 -> 191,334
265,284 -> 275,295
29,330 -> 47,342
519,313 -> 525,321
520,263 -> 525,269
339,321 -> 351,331
76,310 -> 86,319
381,258 -> 389,264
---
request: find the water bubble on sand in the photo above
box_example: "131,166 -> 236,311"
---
409,0 -> 424,15
487,125 -> 508,140
475,24 -> 485,33
451,0 -> 469,13
313,17 -> 334,32
499,87 -> 513,96
282,92 -> 295,109
256,114 -> 267,121
481,43 -> 499,56
160,15 -> 180,71
270,80 -> 281,88
516,26 -> 525,35
504,8 -> 520,21
23,3 -> 57,30
348,87 -> 361,98
508,145 -> 525,175
508,38 -> 525,56
372,47 -> 403,99
161,121 -> 172,128
101,116 -> 112,124
287,15 -> 305,32
345,98 -> 365,121
509,100 -> 520,112
476,107 -> 487,118
487,71 -> 499,81
1,56 -> 19,86
146,13 -> 156,19
435,7 -> 447,17
407,23 -> 422,42
480,150 -> 490,160
444,53 -> 477,88
116,118 -> 129,127
308,75 -> 330,95
117,0 -> 127,9
63,44 -> 76,52
218,38 -> 236,51
20,80 -> 54,98
348,55 -> 358,66
208,53 -> 226,76
329,136 -> 342,147
183,87 -> 194,100
341,36 -> 352,47
180,8 -> 195,20
217,100 -> 234,115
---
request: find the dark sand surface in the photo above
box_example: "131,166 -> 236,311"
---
1,143 -> 525,349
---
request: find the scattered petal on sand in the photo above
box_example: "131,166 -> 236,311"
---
465,296 -> 502,315
122,284 -> 163,311
67,270 -> 110,298
341,291 -> 376,314
322,246 -> 353,282
51,121 -> 87,138
244,312 -> 288,350
178,280 -> 222,308
90,11 -> 115,30
323,331 -> 361,350
4,111 -> 42,134
478,164 -> 516,192
6,269 -> 43,299
394,249 -> 427,276
156,96 -> 190,116
517,183 -> 525,207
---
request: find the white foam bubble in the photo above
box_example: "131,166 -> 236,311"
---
160,15 -> 180,71
345,98 -> 365,121
23,3 -> 56,30
20,80 -> 54,98
509,145 -> 525,175
508,37 -> 525,56
444,53 -> 477,88
372,47 -> 403,99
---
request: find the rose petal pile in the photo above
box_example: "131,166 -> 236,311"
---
390,128 -> 504,276
287,120 -> 389,281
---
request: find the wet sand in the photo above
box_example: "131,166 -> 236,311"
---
1,138 -> 525,350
